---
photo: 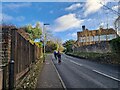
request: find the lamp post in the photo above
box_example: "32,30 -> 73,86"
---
43,23 -> 49,62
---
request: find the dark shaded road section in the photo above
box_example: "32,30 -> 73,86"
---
52,54 -> 120,89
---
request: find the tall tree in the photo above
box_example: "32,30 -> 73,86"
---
63,40 -> 75,52
45,41 -> 57,53
54,38 -> 64,52
23,22 -> 42,40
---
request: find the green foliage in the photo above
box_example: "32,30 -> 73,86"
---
35,42 -> 43,48
45,41 -> 57,53
58,45 -> 64,52
23,22 -> 42,40
29,40 -> 42,47
110,37 -> 120,54
67,52 -> 120,65
63,40 -> 75,52
54,38 -> 64,52
29,40 -> 35,45
16,60 -> 43,89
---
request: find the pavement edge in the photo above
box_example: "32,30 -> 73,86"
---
51,58 -> 67,90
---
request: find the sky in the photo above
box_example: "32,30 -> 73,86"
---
1,0 -> 119,42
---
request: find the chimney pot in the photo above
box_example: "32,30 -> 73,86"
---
82,25 -> 85,31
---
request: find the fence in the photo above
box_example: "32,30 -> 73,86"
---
1,25 -> 43,89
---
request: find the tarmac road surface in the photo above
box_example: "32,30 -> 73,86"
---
52,54 -> 120,89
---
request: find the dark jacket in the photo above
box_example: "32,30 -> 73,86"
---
57,52 -> 61,59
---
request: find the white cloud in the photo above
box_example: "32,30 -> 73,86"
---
109,25 -> 114,28
53,13 -> 84,32
65,3 -> 82,11
100,22 -> 105,27
86,18 -> 92,21
112,5 -> 119,11
72,33 -> 77,37
71,32 -> 77,38
84,0 -> 109,16
67,32 -> 77,40
2,0 -> 85,2
2,13 -> 14,21
2,0 -> 118,2
2,13 -> 25,22
4,3 -> 31,9
0,13 -> 2,24
16,16 -> 25,22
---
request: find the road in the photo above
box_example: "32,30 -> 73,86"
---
52,54 -> 120,89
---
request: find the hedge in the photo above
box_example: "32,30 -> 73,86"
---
110,37 -> 120,54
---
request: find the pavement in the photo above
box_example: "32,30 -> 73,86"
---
36,54 -> 64,89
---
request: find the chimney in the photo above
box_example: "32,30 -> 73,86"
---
82,25 -> 85,31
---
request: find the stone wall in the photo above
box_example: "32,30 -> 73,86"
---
74,41 -> 111,53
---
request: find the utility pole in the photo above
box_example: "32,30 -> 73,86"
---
43,23 -> 49,62
106,11 -> 108,41
99,1 -> 120,15
118,0 -> 120,36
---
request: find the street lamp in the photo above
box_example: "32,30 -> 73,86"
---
43,23 -> 50,62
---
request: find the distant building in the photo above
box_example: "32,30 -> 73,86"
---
75,26 -> 118,47
114,16 -> 120,36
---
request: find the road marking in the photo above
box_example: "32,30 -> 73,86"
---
46,63 -> 50,64
69,60 -> 83,66
0,69 -> 2,72
0,65 -> 3,67
64,56 -> 82,66
93,70 -> 120,82
51,59 -> 67,90
65,54 -> 120,82
64,55 -> 83,66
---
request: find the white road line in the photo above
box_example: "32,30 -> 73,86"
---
93,70 -> 120,82
65,55 -> 120,82
51,59 -> 67,90
64,55 -> 83,66
69,60 -> 83,66
0,69 -> 2,72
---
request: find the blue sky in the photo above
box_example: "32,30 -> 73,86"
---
1,1 -> 119,42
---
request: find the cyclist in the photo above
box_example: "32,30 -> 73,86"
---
53,50 -> 57,60
57,51 -> 61,64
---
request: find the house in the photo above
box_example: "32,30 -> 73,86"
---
75,26 -> 118,47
